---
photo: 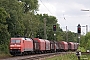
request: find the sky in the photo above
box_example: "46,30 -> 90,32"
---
37,0 -> 90,34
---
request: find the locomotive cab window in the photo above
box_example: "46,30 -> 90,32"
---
11,40 -> 15,43
11,40 -> 21,43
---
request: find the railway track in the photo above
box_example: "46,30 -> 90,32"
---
19,53 -> 56,60
1,52 -> 75,60
81,52 -> 90,55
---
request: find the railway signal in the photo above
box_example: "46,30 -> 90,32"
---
53,25 -> 56,31
77,24 -> 81,34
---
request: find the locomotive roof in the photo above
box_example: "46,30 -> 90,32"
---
11,37 -> 32,41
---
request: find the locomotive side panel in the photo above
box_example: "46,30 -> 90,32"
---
23,38 -> 33,52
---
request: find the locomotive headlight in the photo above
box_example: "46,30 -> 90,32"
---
10,48 -> 12,49
18,48 -> 21,49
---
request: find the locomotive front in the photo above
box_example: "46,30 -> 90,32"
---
9,38 -> 23,55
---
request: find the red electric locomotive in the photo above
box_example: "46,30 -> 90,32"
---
9,38 -> 33,55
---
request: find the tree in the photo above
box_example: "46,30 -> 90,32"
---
36,14 -> 63,41
21,0 -> 39,13
23,12 -> 40,37
0,0 -> 39,54
83,32 -> 90,50
0,0 -> 39,37
0,7 -> 10,53
0,7 -> 9,44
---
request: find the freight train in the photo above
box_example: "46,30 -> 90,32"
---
9,37 -> 79,56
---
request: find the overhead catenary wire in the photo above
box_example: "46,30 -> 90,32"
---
39,0 -> 53,15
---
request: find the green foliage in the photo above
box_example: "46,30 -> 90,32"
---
0,0 -> 25,37
78,46 -> 86,52
35,14 -> 63,40
0,44 -> 9,54
46,53 -> 90,60
46,54 -> 77,60
62,31 -> 77,42
80,32 -> 90,50
22,0 -> 38,10
67,31 -> 77,42
80,54 -> 90,60
0,0 -> 39,37
23,12 -> 40,37
0,7 -> 10,54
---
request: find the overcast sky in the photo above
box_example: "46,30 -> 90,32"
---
37,0 -> 90,34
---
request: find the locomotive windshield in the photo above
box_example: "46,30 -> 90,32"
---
11,40 -> 20,43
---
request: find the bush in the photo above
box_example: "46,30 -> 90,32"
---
0,44 -> 9,54
78,46 -> 86,52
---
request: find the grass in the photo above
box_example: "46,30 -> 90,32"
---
46,53 -> 77,60
46,53 -> 90,60
80,55 -> 90,60
0,53 -> 11,59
